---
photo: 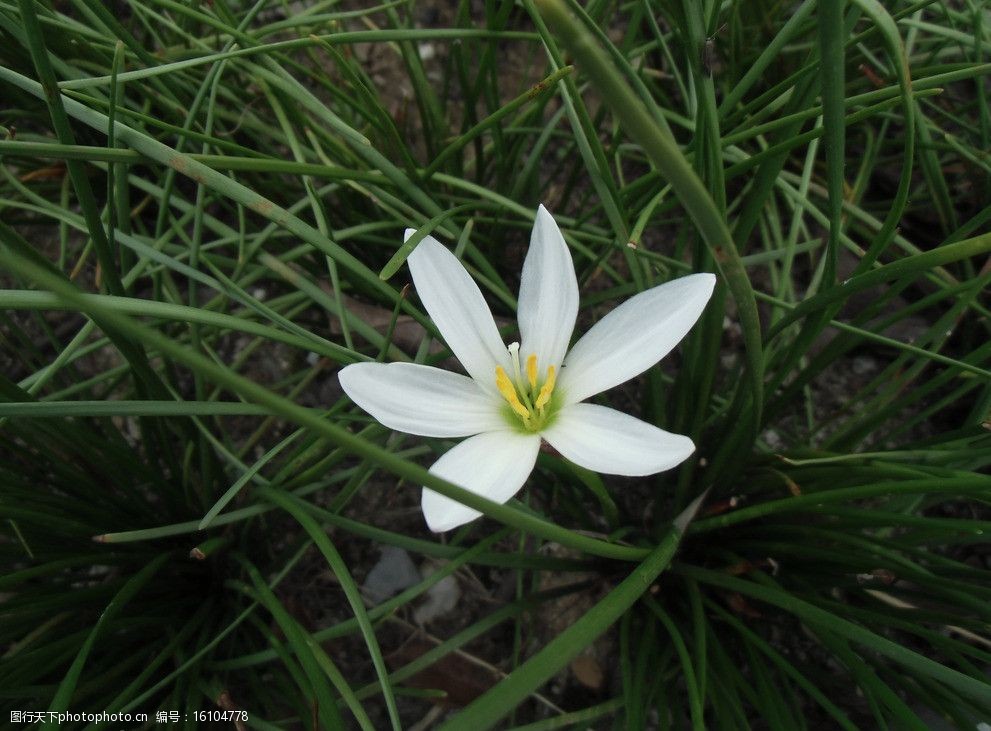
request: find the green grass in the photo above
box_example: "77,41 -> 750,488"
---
2,0 -> 990,728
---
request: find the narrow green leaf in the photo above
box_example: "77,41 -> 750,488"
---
438,522 -> 686,730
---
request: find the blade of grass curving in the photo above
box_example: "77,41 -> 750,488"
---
423,65 -> 574,179
378,202 -> 480,280
236,630 -> 318,722
507,698 -> 625,730
379,4 -> 445,159
508,104 -> 568,203
236,566 -> 359,730
766,0 -> 923,408
257,487 -> 401,731
0,65 -> 407,310
748,636 -> 803,727
115,536 -> 327,716
436,512 -> 692,731
250,81 -> 357,356
0,218 -> 64,278
765,231 -> 991,341
199,430 -> 302,529
353,599 -> 564,704
10,1 -> 177,458
846,0 -> 918,273
43,553 -> 170,726
570,0 -> 675,139
669,1 -> 729,489
14,0 -> 122,297
252,254 -> 408,362
187,42 -> 233,502
817,0 -> 845,291
74,0 -> 169,73
534,0 -> 762,426
0,290 -> 353,361
912,104 -> 957,235
102,600 -> 216,714
217,530 -> 536,673
704,631 -> 752,728
0,401 -> 272,418
717,0 -> 817,116
52,29 -> 538,94
525,0 -> 628,240
685,580 -> 708,712
693,474 -> 991,533
679,565 -> 991,706
240,57 -> 441,216
757,291 -> 991,382
817,627 -> 929,729
0,139 -> 396,180
308,33 -> 416,173
707,598 -> 858,730
105,40 -> 123,275
645,597 -> 704,731
620,612 -> 650,729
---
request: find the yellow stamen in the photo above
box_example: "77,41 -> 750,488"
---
526,354 -> 538,391
534,365 -> 556,411
496,366 -> 530,420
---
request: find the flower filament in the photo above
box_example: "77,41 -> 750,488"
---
495,344 -> 557,432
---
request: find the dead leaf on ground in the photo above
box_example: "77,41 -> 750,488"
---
570,654 -> 604,691
388,639 -> 500,708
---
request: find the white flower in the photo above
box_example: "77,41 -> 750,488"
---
339,205 -> 716,532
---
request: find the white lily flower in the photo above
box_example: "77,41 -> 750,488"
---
339,205 -> 716,532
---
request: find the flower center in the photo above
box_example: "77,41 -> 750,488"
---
494,343 -> 558,433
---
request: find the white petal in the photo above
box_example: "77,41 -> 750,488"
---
558,273 -> 716,404
422,431 -> 541,532
518,205 -> 579,371
541,403 -> 694,476
339,362 -> 504,438
406,231 -> 509,393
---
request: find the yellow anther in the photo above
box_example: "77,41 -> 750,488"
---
534,365 -> 556,411
496,366 -> 530,420
526,354 -> 538,391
